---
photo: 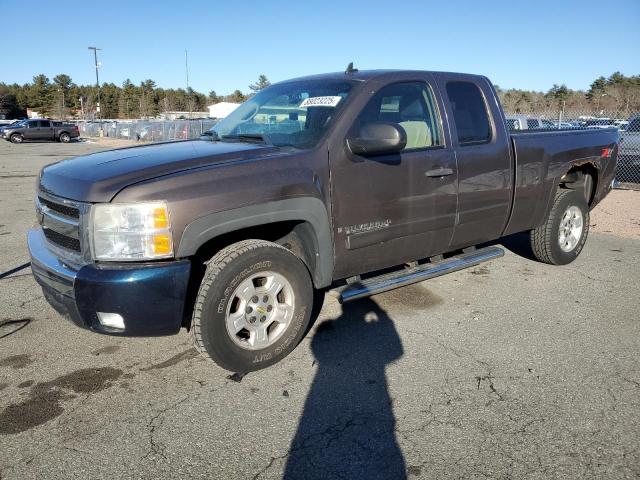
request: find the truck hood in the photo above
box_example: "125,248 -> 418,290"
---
39,140 -> 284,202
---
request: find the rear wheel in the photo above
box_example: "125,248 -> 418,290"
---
59,132 -> 71,143
190,239 -> 313,372
530,189 -> 589,265
10,133 -> 23,144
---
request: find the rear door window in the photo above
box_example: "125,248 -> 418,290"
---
446,81 -> 491,145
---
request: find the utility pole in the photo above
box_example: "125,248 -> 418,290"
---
185,49 -> 192,120
596,93 -> 608,115
185,49 -> 189,90
61,89 -> 65,120
88,47 -> 102,131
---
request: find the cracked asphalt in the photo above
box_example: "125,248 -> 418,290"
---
1,140 -> 639,479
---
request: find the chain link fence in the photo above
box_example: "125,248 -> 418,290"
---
73,111 -> 640,187
74,119 -> 218,143
504,109 -> 640,188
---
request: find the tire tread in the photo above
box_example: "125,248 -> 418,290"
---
189,239 -> 292,364
530,189 -> 589,265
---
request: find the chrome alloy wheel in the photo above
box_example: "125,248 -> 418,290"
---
225,271 -> 295,350
558,206 -> 584,252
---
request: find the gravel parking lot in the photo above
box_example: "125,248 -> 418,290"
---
1,140 -> 639,479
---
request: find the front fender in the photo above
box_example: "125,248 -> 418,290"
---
177,197 -> 334,288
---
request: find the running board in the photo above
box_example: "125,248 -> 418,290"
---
330,246 -> 504,303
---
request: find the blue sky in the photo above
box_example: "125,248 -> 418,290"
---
3,0 -> 639,94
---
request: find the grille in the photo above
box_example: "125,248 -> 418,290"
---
43,228 -> 81,252
38,196 -> 80,219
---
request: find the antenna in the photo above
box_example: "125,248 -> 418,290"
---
185,49 -> 190,89
345,62 -> 358,74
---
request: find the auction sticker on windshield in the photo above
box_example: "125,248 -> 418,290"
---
298,96 -> 342,108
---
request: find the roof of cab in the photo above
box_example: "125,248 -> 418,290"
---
278,69 -> 488,84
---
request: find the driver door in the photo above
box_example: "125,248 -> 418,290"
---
330,79 -> 458,279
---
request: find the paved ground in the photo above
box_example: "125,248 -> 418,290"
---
0,140 -> 639,479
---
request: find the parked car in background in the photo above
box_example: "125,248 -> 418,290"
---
585,118 -> 616,129
614,120 -> 629,131
0,120 -> 24,133
2,119 -> 80,143
506,115 -> 555,130
618,114 -> 640,180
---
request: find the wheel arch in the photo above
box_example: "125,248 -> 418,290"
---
177,197 -> 334,288
559,161 -> 599,206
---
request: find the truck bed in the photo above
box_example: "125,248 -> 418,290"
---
504,127 -> 619,236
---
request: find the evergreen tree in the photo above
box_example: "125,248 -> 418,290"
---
208,90 -> 219,104
228,90 -> 246,103
53,74 -> 73,119
249,75 -> 271,92
29,74 -> 52,115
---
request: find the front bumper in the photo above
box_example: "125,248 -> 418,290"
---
28,228 -> 191,336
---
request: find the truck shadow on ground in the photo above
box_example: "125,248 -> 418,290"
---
489,232 -> 537,261
283,296 -> 407,480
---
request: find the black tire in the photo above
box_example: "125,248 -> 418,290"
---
530,189 -> 589,265
59,132 -> 71,143
191,239 -> 313,372
10,133 -> 23,144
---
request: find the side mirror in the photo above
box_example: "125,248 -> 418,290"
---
347,122 -> 406,156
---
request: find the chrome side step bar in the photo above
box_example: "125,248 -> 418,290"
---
330,246 -> 504,303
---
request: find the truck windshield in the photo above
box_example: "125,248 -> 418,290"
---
210,79 -> 355,149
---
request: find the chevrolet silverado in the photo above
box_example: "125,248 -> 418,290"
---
29,69 -> 618,372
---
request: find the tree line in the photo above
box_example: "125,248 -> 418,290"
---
1,71 -> 638,120
497,71 -> 640,115
0,74 -> 271,120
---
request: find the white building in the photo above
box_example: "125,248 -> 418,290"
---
208,102 -> 240,119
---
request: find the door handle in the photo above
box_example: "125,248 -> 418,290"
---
425,167 -> 454,177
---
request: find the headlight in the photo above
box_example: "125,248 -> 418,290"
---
91,201 -> 174,261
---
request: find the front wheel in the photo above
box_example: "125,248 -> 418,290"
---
190,239 -> 313,372
59,132 -> 71,143
10,133 -> 23,144
530,189 -> 589,265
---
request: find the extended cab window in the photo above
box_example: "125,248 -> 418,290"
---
354,82 -> 442,150
446,81 -> 491,145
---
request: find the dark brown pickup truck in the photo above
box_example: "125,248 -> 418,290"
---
29,69 -> 618,372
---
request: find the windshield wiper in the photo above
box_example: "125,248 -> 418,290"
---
220,133 -> 270,144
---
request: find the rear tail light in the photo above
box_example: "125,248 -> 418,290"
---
601,148 -> 612,158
